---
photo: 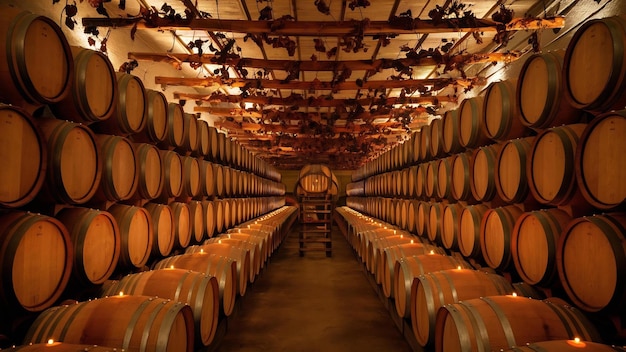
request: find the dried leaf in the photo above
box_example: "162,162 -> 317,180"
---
65,4 -> 78,17
96,2 -> 109,17
87,36 -> 96,46
130,22 -> 138,40
314,39 -> 326,52
314,0 -> 331,15
64,16 -> 76,30
259,6 -> 272,20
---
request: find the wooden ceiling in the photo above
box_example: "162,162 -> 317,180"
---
75,0 -> 571,170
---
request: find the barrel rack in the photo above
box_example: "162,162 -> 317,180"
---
298,194 -> 334,256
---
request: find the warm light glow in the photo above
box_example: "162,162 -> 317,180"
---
457,266 -> 462,270
228,234 -> 231,238
574,337 -> 581,344
400,234 -> 403,238
47,339 -> 54,345
170,265 -> 175,269
393,230 -> 396,235
200,249 -> 204,253
119,291 -> 124,296
429,250 -> 434,254
218,239 -> 222,244
512,292 -> 517,297
410,240 -> 414,244
567,337 -> 586,348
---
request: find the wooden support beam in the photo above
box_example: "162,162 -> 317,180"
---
214,121 -> 405,134
156,76 -> 484,90
196,106 -> 428,121
82,17 -> 565,36
176,92 -> 454,107
129,52 -> 522,71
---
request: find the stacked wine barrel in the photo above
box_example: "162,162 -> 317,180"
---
345,15 -> 626,351
0,7 -> 294,350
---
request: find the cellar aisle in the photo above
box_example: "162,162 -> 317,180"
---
214,221 -> 412,352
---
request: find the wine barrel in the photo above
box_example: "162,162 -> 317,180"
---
93,73 -> 147,135
205,235 -> 263,280
196,119 -> 210,157
92,134 -> 138,202
188,200 -> 205,244
56,207 -> 120,286
412,269 -> 513,347
133,89 -> 168,144
217,132 -> 226,163
185,242 -> 251,296
419,124 -> 432,161
143,203 -> 175,257
428,202 -> 445,245
458,204 -> 489,258
442,109 -> 463,154
483,80 -> 528,141
162,102 -> 185,150
458,96 -> 491,149
416,201 -> 430,237
575,111 -> 626,210
51,47 -> 116,123
495,137 -> 534,204
179,113 -> 198,154
381,241 -> 442,298
132,143 -> 163,200
411,130 -> 422,163
557,213 -> 626,313
180,156 -> 201,199
214,199 -> 225,234
0,7 -> 72,107
435,296 -> 601,352
563,16 -> 626,112
429,117 -> 445,158
0,105 -> 46,208
297,164 -> 334,195
208,126 -> 219,161
394,254 -> 470,319
102,269 -> 219,347
24,295 -> 194,352
202,200 -> 216,239
517,51 -> 582,129
450,151 -> 475,202
159,150 -> 183,199
528,124 -> 588,206
480,205 -> 524,271
441,203 -> 464,250
471,143 -> 503,202
512,208 -> 572,287
436,157 -> 454,200
154,253 -> 238,317
425,161 -> 439,199
107,204 -> 153,270
503,340 -> 626,351
169,202 -> 192,249
36,118 -> 101,205
0,212 -> 72,313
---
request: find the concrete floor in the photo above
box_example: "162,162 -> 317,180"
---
215,224 -> 412,352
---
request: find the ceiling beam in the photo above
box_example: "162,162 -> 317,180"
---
196,106 -> 430,121
82,17 -> 565,36
129,52 -> 521,71
156,76 -> 484,90
174,92 -> 455,107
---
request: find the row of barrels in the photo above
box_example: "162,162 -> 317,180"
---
0,196 -> 287,318
6,206 -> 298,351
346,196 -> 626,315
347,112 -> 625,212
353,15 -> 626,182
0,105 -> 286,209
335,207 -> 625,351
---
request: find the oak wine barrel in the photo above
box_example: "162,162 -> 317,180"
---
412,269 -> 513,347
36,118 -> 101,205
517,51 -> 582,129
503,340 -> 626,351
483,80 -> 528,141
93,73 -> 146,135
56,207 -> 120,285
107,204 -> 153,270
458,96 -> 491,149
51,47 -> 116,124
92,134 -> 138,202
161,102 -> 185,150
154,253 -> 238,317
450,151 -> 475,202
0,212 -> 72,313
143,202 -> 175,257
563,16 -> 626,112
458,203 -> 489,259
512,208 -> 572,287
0,105 -> 46,208
435,296 -> 601,352
495,137 -> 534,204
442,109 -> 463,154
158,150 -> 183,199
131,143 -> 163,200
480,205 -> 524,271
575,111 -> 626,210
185,242 -> 251,296
102,269 -> 219,347
0,7 -> 72,107
24,295 -> 194,352
471,143 -> 502,202
557,213 -> 626,313
132,89 -> 168,144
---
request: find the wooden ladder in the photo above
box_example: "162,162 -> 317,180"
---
298,194 -> 333,257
